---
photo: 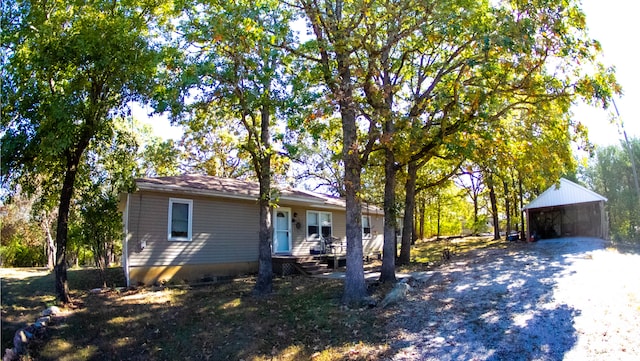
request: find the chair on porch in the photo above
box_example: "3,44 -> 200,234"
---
322,236 -> 345,255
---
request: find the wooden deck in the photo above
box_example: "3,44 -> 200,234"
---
272,254 -> 347,276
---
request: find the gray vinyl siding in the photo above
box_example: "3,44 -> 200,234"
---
127,191 -> 260,267
289,207 -> 383,256
126,190 -> 384,266
363,213 -> 384,253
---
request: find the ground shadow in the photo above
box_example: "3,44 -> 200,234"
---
387,237 -> 604,360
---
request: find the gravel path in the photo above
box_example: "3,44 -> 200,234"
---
387,238 -> 640,361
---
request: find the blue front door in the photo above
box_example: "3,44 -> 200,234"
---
274,209 -> 291,254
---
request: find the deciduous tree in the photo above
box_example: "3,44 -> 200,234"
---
165,0 -> 298,296
1,0 -> 163,302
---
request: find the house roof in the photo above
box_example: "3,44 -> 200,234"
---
135,175 -> 383,213
523,178 -> 607,210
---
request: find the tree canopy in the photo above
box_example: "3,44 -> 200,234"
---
0,0 -> 625,305
1,0 -> 164,302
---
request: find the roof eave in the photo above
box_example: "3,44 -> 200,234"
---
136,182 -> 377,212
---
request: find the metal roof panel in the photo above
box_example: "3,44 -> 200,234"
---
523,178 -> 607,210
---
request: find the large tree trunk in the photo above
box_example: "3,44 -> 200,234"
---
398,161 -> 418,265
301,0 -> 367,305
342,126 -> 366,303
379,146 -> 397,282
340,70 -> 367,306
487,173 -> 500,240
253,104 -> 273,296
55,158 -> 80,304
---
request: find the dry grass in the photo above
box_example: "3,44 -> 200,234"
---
404,236 -> 506,268
1,237 -> 506,360
2,270 -> 395,360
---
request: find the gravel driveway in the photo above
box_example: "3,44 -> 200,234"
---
387,237 -> 640,361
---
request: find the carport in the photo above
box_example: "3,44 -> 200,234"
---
524,178 -> 608,241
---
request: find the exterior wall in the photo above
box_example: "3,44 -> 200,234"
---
126,190 -> 384,284
363,212 -> 384,256
287,206 -> 383,257
129,262 -> 258,285
126,191 -> 260,269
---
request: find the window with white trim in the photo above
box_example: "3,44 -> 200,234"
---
168,198 -> 193,241
307,211 -> 332,239
362,215 -> 372,239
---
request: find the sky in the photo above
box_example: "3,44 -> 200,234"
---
572,0 -> 639,147
135,0 -> 640,148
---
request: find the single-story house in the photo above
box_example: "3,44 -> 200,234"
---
523,178 -> 608,241
119,175 -> 384,286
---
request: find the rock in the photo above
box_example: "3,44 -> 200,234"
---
13,329 -> 32,355
363,296 -> 377,308
37,316 -> 51,326
379,282 -> 411,308
391,340 -> 412,350
409,271 -> 434,284
41,305 -> 60,317
2,348 -> 17,361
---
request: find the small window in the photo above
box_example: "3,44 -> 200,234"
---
168,198 -> 193,241
362,215 -> 371,239
307,211 -> 332,239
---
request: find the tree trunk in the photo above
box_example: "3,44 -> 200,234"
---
503,180 -> 511,235
342,129 -> 366,303
301,0 -> 367,305
519,177 -> 525,240
398,161 -> 418,265
43,216 -> 56,271
55,159 -> 79,304
436,195 -> 442,239
418,196 -> 425,240
472,195 -> 479,229
487,174 -> 500,240
253,104 -> 273,296
379,146 -> 397,282
339,71 -> 366,306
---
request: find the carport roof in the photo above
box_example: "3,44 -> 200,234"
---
523,178 -> 607,210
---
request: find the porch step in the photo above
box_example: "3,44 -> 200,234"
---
294,259 -> 329,275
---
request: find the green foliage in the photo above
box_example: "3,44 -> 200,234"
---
1,0 -> 162,187
0,196 -> 47,267
419,182 -> 473,238
2,0 -> 163,300
583,139 -> 640,242
0,234 -> 45,267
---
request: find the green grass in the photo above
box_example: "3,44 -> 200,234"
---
1,237 -> 508,360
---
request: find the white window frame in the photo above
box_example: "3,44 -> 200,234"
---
362,215 -> 372,239
168,198 -> 193,242
307,210 -> 333,240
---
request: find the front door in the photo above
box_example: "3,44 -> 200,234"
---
273,209 -> 292,254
